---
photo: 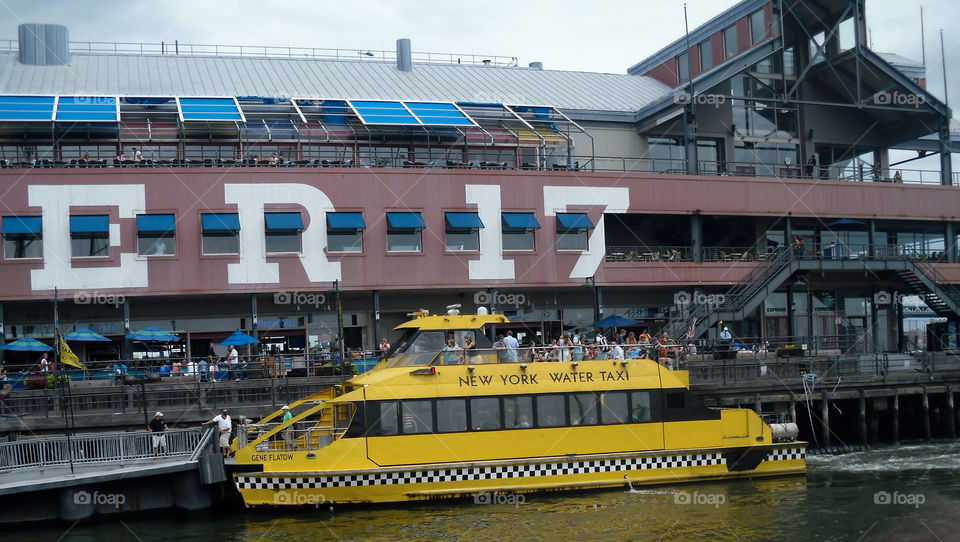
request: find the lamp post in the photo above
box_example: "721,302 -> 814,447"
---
585,276 -> 601,337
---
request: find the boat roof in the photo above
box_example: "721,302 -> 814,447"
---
394,313 -> 510,331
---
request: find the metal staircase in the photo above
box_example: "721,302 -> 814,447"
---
663,251 -> 960,342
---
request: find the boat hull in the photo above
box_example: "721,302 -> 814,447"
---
235,444 -> 805,506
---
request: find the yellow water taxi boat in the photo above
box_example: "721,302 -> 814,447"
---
232,308 -> 805,506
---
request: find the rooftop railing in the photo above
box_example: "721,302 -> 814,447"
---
0,39 -> 518,66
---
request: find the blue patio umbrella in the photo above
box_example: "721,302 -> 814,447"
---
64,328 -> 111,342
126,326 -> 180,342
593,315 -> 640,328
825,218 -> 865,229
221,330 -> 258,346
1,336 -> 53,351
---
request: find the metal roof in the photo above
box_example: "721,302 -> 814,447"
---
0,52 -> 672,114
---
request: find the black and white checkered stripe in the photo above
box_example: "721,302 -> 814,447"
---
765,447 -> 805,461
236,452 -> 726,490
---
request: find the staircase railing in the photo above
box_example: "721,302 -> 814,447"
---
666,248 -> 798,341
914,261 -> 960,307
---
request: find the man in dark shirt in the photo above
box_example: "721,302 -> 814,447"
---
148,412 -> 168,455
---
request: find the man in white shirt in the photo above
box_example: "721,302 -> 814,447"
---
202,409 -> 233,457
503,330 -> 519,362
227,345 -> 239,380
611,343 -> 625,361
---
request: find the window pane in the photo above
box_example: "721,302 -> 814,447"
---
570,393 -> 598,425
503,395 -> 533,428
387,231 -> 421,252
378,401 -> 399,436
71,236 -> 109,257
266,232 -> 301,253
557,231 -> 587,250
445,231 -> 479,251
4,237 -> 42,259
437,398 -> 467,432
630,391 -> 654,422
601,391 -> 629,424
328,232 -> 362,252
700,40 -> 712,71
202,234 -> 239,254
677,52 -> 689,82
750,10 -> 765,43
724,25 -> 738,57
536,395 -> 566,427
666,391 -> 686,409
502,231 -> 534,251
401,400 -> 434,434
137,233 -> 175,256
470,397 -> 501,431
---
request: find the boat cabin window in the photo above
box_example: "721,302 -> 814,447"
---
401,400 -> 434,434
569,393 -> 598,425
537,394 -> 567,427
437,398 -> 467,432
666,391 -> 685,410
504,395 -> 533,428
600,391 -> 629,424
470,397 -> 501,430
630,391 -> 653,422
378,401 -> 400,436
384,329 -> 488,367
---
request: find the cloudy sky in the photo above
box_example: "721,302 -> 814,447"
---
0,0 -> 957,101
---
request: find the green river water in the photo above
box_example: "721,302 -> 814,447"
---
11,441 -> 960,541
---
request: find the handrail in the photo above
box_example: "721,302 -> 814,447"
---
0,39 -> 518,66
0,428 -> 203,472
189,427 -> 217,462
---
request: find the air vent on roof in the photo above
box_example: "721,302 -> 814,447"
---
528,61 -> 543,70
18,23 -> 69,66
396,38 -> 412,72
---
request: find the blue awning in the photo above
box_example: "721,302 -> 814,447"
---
404,102 -> 475,126
349,100 -> 419,125
178,97 -> 244,122
2,216 -> 42,235
386,212 -> 425,230
326,212 -> 366,231
55,96 -> 119,122
264,212 -> 304,231
0,95 -> 55,121
69,215 -> 109,234
556,213 -> 594,231
136,214 -> 175,233
201,213 -> 240,232
444,212 -> 484,230
501,212 -> 541,231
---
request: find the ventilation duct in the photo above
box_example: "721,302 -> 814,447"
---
396,38 -> 412,72
18,23 -> 69,66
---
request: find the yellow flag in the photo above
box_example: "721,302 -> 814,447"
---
59,336 -> 86,370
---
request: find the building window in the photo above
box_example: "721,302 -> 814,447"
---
750,9 -> 765,44
136,214 -> 175,256
444,212 -> 483,252
724,25 -> 738,57
201,213 -> 240,255
326,212 -> 365,253
70,215 -> 110,257
385,212 -> 425,252
556,213 -> 594,251
677,51 -> 690,83
264,212 -> 303,253
699,39 -> 713,71
2,216 -> 42,259
502,212 -> 540,251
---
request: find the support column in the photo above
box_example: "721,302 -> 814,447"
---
0,302 -> 5,365
940,116 -> 953,186
896,301 -> 904,353
784,216 -> 792,250
372,290 -> 381,351
946,386 -> 956,439
250,294 -> 258,356
946,222 -> 956,264
868,219 -> 876,258
922,387 -> 932,441
786,285 -> 796,338
122,298 -> 131,360
859,389 -> 868,444
869,285 -> 878,354
892,390 -> 900,443
683,106 -> 698,175
820,393 -> 831,449
691,214 -> 703,263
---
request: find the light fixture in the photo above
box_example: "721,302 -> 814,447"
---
520,363 -> 527,370
467,365 -> 475,372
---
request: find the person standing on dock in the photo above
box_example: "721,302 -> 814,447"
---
148,412 -> 168,455
203,409 -> 233,457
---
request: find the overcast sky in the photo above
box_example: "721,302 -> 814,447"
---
0,0 -> 957,101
